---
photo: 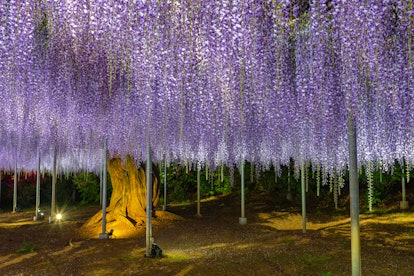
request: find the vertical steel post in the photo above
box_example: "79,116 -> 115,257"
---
402,159 -> 406,202
301,163 -> 306,233
250,163 -> 254,184
287,167 -> 292,201
99,160 -> 103,207
163,157 -> 167,211
35,148 -> 41,219
348,116 -> 361,276
402,169 -> 406,201
274,165 -> 278,184
145,142 -> 153,257
400,159 -> 409,209
13,161 -> 17,212
0,170 -> 2,206
197,162 -> 201,216
99,140 -> 109,239
206,164 -> 209,181
50,148 -> 57,223
239,159 -> 247,224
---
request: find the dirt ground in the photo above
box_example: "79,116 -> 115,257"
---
1,193 -> 414,276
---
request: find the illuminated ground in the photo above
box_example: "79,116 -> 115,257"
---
0,193 -> 413,275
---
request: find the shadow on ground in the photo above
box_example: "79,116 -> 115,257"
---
0,193 -> 413,275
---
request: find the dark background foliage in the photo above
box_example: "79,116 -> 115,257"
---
0,160 -> 412,212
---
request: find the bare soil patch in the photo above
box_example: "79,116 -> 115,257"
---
0,193 -> 413,275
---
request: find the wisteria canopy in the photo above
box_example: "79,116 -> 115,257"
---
0,0 -> 413,175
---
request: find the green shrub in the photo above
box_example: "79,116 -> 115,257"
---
17,242 -> 40,254
73,172 -> 100,205
17,182 -> 36,208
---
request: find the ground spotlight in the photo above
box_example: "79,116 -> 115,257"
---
34,208 -> 45,221
56,213 -> 63,220
38,208 -> 45,219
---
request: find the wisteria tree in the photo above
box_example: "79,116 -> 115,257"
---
0,0 -> 413,273
85,156 -> 160,231
0,0 -> 412,171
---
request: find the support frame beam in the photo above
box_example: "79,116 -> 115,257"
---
348,116 -> 361,276
99,140 -> 109,239
145,142 -> 153,257
239,159 -> 247,225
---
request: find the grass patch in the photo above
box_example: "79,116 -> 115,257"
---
301,253 -> 332,271
17,242 -> 40,254
119,254 -> 138,261
161,251 -> 191,263
284,237 -> 293,244
264,250 -> 334,275
315,210 -> 323,217
168,200 -> 191,207
339,238 -> 348,248
263,251 -> 291,266
403,228 -> 414,237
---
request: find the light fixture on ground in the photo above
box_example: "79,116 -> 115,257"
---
56,213 -> 63,221
34,208 -> 45,221
49,211 -> 63,223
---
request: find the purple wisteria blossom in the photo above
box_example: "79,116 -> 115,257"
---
0,0 -> 412,175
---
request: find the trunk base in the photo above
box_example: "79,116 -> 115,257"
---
82,155 -> 160,238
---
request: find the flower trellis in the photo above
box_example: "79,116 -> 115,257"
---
0,0 -> 412,174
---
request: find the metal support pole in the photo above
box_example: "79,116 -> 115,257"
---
0,170 -> 2,206
49,148 -> 57,223
206,164 -> 209,181
197,162 -> 201,217
35,148 -> 41,220
400,159 -> 409,209
13,161 -> 17,213
402,171 -> 406,201
301,163 -> 306,233
287,167 -> 292,201
99,160 -> 103,207
163,158 -> 167,211
239,159 -> 247,225
250,163 -> 254,184
348,116 -> 361,276
145,143 -> 153,257
99,140 -> 109,239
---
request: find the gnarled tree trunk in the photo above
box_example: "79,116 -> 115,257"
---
84,155 -> 160,234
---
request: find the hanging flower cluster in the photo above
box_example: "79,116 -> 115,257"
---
0,0 -> 412,175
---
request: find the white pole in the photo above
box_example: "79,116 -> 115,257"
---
274,165 -> 278,184
13,161 -> 17,213
287,167 -> 292,201
402,169 -> 406,201
305,163 -> 309,193
197,162 -> 201,217
163,157 -> 167,211
301,163 -> 306,233
0,170 -> 2,206
239,159 -> 247,225
250,163 -> 254,184
400,159 -> 409,209
316,165 -> 320,197
206,164 -> 209,181
348,116 -> 361,276
49,148 -> 57,223
35,148 -> 41,219
99,160 -> 103,207
99,140 -> 109,239
145,142 -> 153,257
